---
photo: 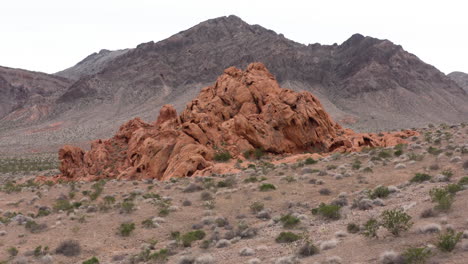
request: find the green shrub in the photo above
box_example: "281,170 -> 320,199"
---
394,149 -> 403,156
429,187 -> 454,211
427,146 -> 442,155
437,230 -> 462,252
304,157 -> 317,165
369,186 -> 390,199
347,223 -> 360,234
213,150 -> 231,162
410,173 -> 431,183
7,247 -> 18,257
142,219 -> 156,228
275,232 -> 301,243
33,245 -> 49,257
402,247 -> 431,264
25,220 -> 47,233
53,199 -> 74,212
250,201 -> 264,213
363,218 -> 379,238
441,169 -> 453,179
259,183 -> 276,191
378,150 -> 392,159
352,160 -> 361,170
446,184 -> 463,194
311,203 -> 341,220
298,241 -> 319,256
149,249 -> 169,262
83,257 -> 100,264
118,222 -> 135,237
181,230 -> 206,247
380,209 -> 412,236
279,214 -> 300,228
458,177 -> 468,185
120,201 -> 135,214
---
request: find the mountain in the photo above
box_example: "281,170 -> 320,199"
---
0,66 -> 72,128
55,49 -> 129,80
448,71 -> 468,92
0,15 -> 467,153
52,15 -> 467,130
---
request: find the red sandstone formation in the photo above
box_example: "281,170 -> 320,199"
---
51,63 -> 417,181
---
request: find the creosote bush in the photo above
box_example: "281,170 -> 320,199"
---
369,186 -> 390,199
380,209 -> 413,236
55,240 -> 81,256
213,150 -> 231,162
279,214 -> 300,228
259,183 -> 276,191
118,222 -> 136,237
402,247 -> 431,264
82,257 -> 100,264
250,201 -> 264,213
363,218 -> 379,238
437,230 -> 462,252
275,232 -> 301,243
311,203 -> 341,220
429,187 -> 454,211
347,223 -> 360,234
410,173 -> 431,183
181,230 -> 206,247
304,157 -> 317,165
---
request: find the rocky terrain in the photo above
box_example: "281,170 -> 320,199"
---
50,63 -> 416,182
0,15 -> 467,154
0,122 -> 467,264
448,72 -> 468,92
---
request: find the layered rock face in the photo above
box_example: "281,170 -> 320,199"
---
55,63 -> 417,181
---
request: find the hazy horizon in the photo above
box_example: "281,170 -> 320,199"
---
2,0 -> 467,74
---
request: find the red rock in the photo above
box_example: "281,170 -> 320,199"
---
48,63 -> 418,182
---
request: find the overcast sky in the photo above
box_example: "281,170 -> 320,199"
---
2,0 -> 467,74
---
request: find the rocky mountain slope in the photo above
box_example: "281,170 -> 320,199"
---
0,66 -> 72,128
52,63 -> 416,182
51,15 -> 468,131
448,71 -> 468,92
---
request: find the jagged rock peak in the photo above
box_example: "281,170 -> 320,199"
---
45,63 -> 417,182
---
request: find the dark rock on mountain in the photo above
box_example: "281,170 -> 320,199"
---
53,15 -> 468,131
448,71 -> 468,92
55,49 -> 129,80
0,66 -> 72,126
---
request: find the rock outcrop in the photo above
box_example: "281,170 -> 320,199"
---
52,63 -> 417,181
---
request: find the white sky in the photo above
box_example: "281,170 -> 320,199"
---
1,0 -> 467,74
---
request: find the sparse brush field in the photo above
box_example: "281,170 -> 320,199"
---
0,123 -> 467,264
0,153 -> 59,177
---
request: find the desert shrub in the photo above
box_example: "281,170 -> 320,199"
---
362,167 -> 373,173
33,245 -> 49,257
363,218 -> 379,238
441,169 -> 453,179
243,148 -> 265,160
7,247 -> 18,257
200,191 -> 213,201
25,220 -> 47,233
352,160 -> 361,170
53,199 -> 74,212
120,201 -> 135,214
213,150 -> 231,162
304,157 -> 317,165
369,186 -> 390,199
275,232 -> 301,243
36,207 -> 51,217
142,219 -> 156,228
402,247 -> 431,264
142,193 -> 161,199
55,240 -> 81,256
298,241 -> 319,257
437,230 -> 462,252
259,183 -> 276,191
250,201 -> 264,213
427,146 -> 442,155
89,180 -> 106,200
217,177 -> 236,188
378,150 -> 392,159
380,209 -> 412,236
284,175 -> 296,183
149,249 -> 169,262
408,153 -> 424,161
319,188 -> 331,195
326,165 -> 337,170
244,176 -> 259,183
181,230 -> 206,247
83,257 -> 100,264
410,173 -> 431,183
280,214 -> 300,228
446,183 -> 463,194
118,222 -> 135,237
311,203 -> 341,220
420,208 -> 436,218
429,187 -> 454,211
458,177 -> 468,185
394,149 -> 403,156
347,223 -> 360,234
158,207 -> 170,217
